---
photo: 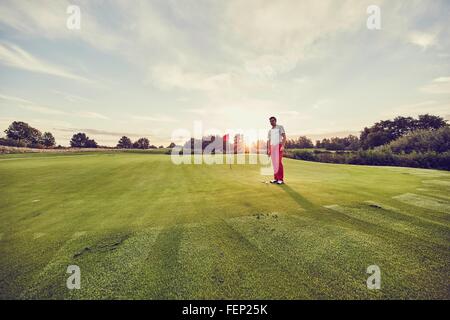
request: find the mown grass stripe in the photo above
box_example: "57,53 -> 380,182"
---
393,193 -> 450,213
326,202 -> 449,247
68,228 -> 162,299
223,213 -> 382,299
422,180 -> 450,187
20,231 -> 89,299
364,200 -> 447,226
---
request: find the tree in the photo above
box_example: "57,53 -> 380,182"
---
117,136 -> 133,149
85,139 -> 98,148
133,138 -> 149,149
70,133 -> 97,148
315,140 -> 322,148
285,136 -> 314,149
416,114 -> 447,130
385,126 -> 450,154
316,135 -> 360,151
360,114 -> 447,149
4,121 -> 42,146
41,132 -> 56,148
297,136 -> 314,148
167,142 -> 176,148
360,130 -> 391,149
346,135 -> 361,151
28,127 -> 43,146
4,121 -> 31,142
70,133 -> 88,147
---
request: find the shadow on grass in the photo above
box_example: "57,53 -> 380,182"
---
150,224 -> 184,299
279,184 -> 316,210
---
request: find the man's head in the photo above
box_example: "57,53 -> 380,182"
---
269,116 -> 277,127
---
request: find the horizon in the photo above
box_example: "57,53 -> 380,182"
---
1,0 -> 450,146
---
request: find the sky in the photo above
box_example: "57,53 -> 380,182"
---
0,0 -> 449,146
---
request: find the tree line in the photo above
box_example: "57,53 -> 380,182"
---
1,121 -> 56,148
1,114 -> 447,155
0,121 -> 174,149
284,122 -> 450,170
286,114 -> 447,151
116,136 -> 174,149
284,128 -> 450,170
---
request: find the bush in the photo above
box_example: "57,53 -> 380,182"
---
287,149 -> 317,161
0,137 -> 21,147
29,143 -> 45,149
284,148 -> 450,170
384,126 -> 450,154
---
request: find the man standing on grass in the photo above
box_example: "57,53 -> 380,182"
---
267,116 -> 286,184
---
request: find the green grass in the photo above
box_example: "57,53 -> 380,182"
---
0,152 -> 449,299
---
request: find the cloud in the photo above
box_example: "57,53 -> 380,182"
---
293,77 -> 309,85
383,100 -> 450,118
147,64 -> 235,93
74,111 -> 109,120
0,93 -> 67,115
244,54 -> 299,78
0,42 -> 93,83
278,110 -> 312,120
185,108 -> 225,116
130,115 -> 178,123
0,93 -> 32,104
0,0 -> 122,52
300,131 -> 361,141
0,93 -> 109,119
52,90 -> 93,103
225,0 -> 372,76
0,0 -> 68,36
17,104 -> 67,116
312,99 -> 332,110
0,0 -> 190,76
57,127 -> 149,138
407,31 -> 437,50
185,108 -> 209,116
1,0 -> 374,93
420,77 -> 450,94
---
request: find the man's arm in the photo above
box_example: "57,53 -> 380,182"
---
281,133 -> 286,151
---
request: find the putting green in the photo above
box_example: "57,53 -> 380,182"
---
0,152 -> 449,299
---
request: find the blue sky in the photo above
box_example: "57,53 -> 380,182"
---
0,0 -> 449,146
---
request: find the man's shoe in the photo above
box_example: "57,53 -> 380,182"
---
276,180 -> 284,184
270,180 -> 277,184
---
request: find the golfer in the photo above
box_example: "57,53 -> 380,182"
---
267,116 -> 286,184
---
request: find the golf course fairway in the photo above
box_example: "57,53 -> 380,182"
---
0,152 -> 449,299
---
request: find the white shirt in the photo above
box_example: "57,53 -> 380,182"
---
268,125 -> 285,146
